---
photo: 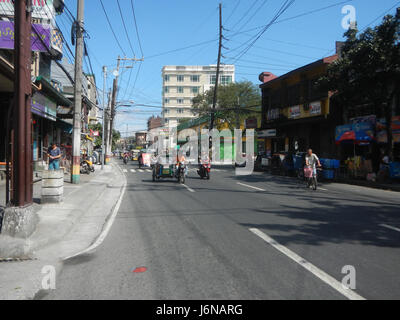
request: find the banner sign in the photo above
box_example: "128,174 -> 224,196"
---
310,101 -> 321,115
0,0 -> 55,20
267,108 -> 280,121
335,122 -> 374,144
0,21 -> 50,52
289,105 -> 301,119
245,118 -> 258,129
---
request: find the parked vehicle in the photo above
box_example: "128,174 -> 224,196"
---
80,158 -> 94,174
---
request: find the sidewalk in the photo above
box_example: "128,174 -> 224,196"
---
0,161 -> 126,300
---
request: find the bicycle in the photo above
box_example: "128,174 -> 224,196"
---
304,166 -> 321,191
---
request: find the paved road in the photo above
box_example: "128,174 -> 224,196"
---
40,160 -> 400,300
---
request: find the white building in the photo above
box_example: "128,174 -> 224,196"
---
161,65 -> 235,128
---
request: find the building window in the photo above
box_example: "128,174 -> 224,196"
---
191,86 -> 200,94
164,86 -> 169,93
164,98 -> 170,104
164,108 -> 169,114
178,108 -> 184,114
177,75 -> 185,82
177,86 -> 184,94
210,75 -> 216,85
177,98 -> 184,104
221,75 -> 232,85
164,75 -> 170,82
190,75 -> 200,82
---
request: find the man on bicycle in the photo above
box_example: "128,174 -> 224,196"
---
305,149 -> 321,173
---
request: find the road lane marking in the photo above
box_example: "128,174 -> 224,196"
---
380,224 -> 400,233
319,187 -> 328,191
130,169 -> 136,173
183,184 -> 195,193
249,228 -> 366,301
138,169 -> 144,172
64,163 -> 127,260
123,169 -> 128,173
146,169 -> 152,173
237,182 -> 266,192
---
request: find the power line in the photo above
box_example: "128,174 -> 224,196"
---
99,0 -> 127,56
116,0 -> 136,57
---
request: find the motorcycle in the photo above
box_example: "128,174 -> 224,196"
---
176,162 -> 186,184
80,158 -> 95,174
123,155 -> 129,165
198,162 -> 211,180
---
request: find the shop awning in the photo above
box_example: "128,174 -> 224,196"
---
35,76 -> 72,107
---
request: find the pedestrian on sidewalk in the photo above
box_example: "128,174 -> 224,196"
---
48,143 -> 62,170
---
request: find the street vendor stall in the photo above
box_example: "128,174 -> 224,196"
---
335,122 -> 375,179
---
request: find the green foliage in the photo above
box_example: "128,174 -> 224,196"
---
319,11 -> 400,154
88,123 -> 121,149
192,81 -> 261,129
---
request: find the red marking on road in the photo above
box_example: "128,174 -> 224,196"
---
132,267 -> 147,273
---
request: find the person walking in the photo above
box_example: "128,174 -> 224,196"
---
48,143 -> 62,170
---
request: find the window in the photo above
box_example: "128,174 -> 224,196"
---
221,75 -> 232,85
177,75 -> 185,82
210,75 -> 216,85
178,109 -> 184,114
177,86 -> 184,94
177,98 -> 184,104
191,87 -> 200,94
164,86 -> 169,93
164,75 -> 170,82
164,98 -> 170,104
190,75 -> 200,82
164,108 -> 169,114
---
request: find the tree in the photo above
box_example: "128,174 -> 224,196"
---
319,10 -> 400,156
192,81 -> 261,130
88,123 -> 121,150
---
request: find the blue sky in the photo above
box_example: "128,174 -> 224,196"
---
60,0 -> 400,134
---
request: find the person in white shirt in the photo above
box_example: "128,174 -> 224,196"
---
305,149 -> 321,175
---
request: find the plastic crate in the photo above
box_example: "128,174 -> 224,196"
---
389,162 -> 400,178
323,169 -> 335,180
332,160 -> 340,169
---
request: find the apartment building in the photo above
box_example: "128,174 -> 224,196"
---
162,65 -> 235,128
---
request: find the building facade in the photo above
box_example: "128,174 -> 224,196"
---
147,115 -> 163,131
258,55 -> 340,158
161,65 -> 235,128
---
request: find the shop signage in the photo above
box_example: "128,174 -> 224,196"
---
267,108 -> 280,121
245,118 -> 258,129
0,21 -> 50,52
31,92 -> 57,121
310,101 -> 321,115
0,0 -> 56,20
335,122 -> 374,144
289,105 -> 301,119
258,129 -> 277,138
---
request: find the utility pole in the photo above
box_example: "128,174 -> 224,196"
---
108,56 -> 121,161
12,0 -> 32,206
71,0 -> 85,184
108,56 -> 143,157
210,3 -> 223,131
104,91 -> 111,163
101,66 -> 107,170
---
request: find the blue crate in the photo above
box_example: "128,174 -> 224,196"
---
389,162 -> 400,178
332,159 -> 340,169
323,169 -> 335,180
